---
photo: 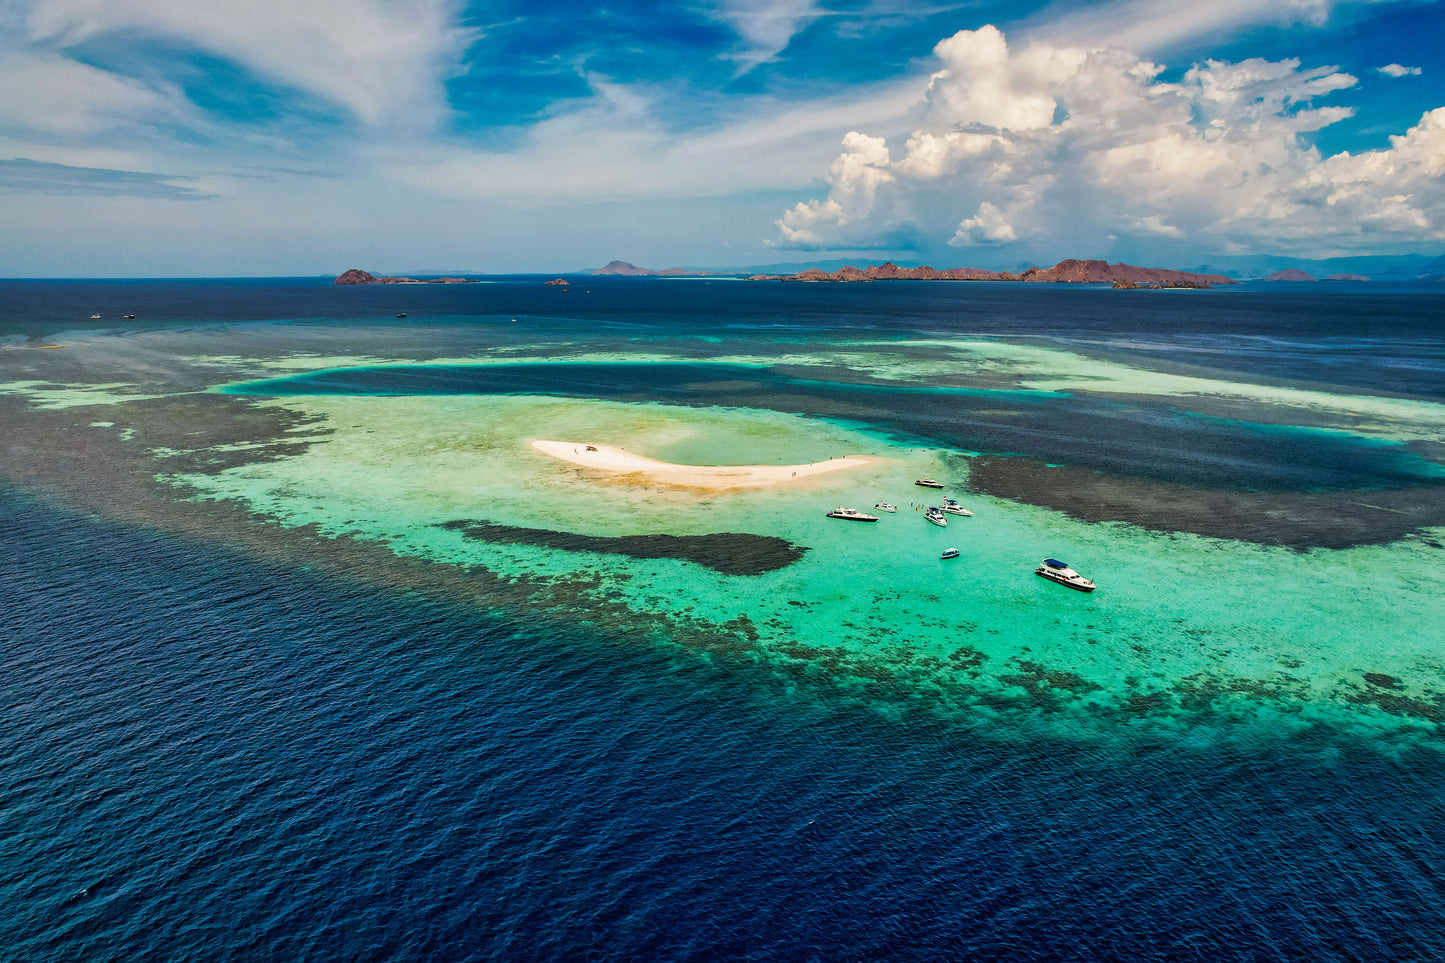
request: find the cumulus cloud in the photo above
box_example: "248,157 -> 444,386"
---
949,201 -> 1017,246
1377,63 -> 1422,78
773,24 -> 1445,256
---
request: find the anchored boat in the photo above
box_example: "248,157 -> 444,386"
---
827,506 -> 880,522
1035,558 -> 1097,592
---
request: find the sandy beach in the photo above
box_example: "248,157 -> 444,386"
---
530,439 -> 875,490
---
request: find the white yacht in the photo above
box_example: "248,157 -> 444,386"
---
924,507 -> 947,527
941,498 -> 974,517
1035,558 -> 1097,592
827,506 -> 880,522
874,502 -> 897,513
941,548 -> 960,559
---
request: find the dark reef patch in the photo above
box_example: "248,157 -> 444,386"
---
968,455 -> 1445,550
440,519 -> 808,576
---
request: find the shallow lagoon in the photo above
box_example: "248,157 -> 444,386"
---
4,279 -> 1442,743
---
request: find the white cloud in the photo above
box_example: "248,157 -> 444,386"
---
770,24 -> 1445,256
1378,63 -> 1423,78
1020,0 -> 1388,56
24,0 -> 474,128
0,52 -> 183,136
390,75 -> 923,206
949,201 -> 1017,246
711,0 -> 824,72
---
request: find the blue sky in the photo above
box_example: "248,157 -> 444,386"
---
1,0 -> 1443,275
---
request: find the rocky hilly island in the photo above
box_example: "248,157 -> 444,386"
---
334,269 -> 477,284
747,259 -> 1235,285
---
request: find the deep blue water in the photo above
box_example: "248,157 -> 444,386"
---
4,278 -> 1445,960
5,488 -> 1445,962
4,276 -> 1444,398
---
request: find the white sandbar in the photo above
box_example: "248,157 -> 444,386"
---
530,439 -> 875,490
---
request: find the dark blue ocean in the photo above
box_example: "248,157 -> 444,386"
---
3,277 -> 1445,961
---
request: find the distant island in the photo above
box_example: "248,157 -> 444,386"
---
1263,269 -> 1317,281
592,260 -> 705,277
747,259 -> 1236,286
334,269 -> 478,284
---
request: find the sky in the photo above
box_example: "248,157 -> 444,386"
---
1,0 -> 1443,276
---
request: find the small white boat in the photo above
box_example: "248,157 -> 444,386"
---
941,498 -> 974,517
924,507 -> 947,527
827,506 -> 880,522
874,502 -> 897,513
915,478 -> 945,489
89,314 -> 101,319
941,548 -> 960,559
1035,558 -> 1097,592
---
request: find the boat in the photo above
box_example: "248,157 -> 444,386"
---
395,313 -> 408,318
941,548 -> 960,559
1035,558 -> 1097,592
826,506 -> 880,522
941,498 -> 974,517
915,478 -> 945,489
122,314 -> 136,319
924,507 -> 947,527
89,314 -> 101,319
874,502 -> 897,513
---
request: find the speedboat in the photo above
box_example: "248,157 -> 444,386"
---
1035,558 -> 1097,592
941,548 -> 960,559
122,314 -> 136,319
915,478 -> 945,489
827,506 -> 880,522
874,502 -> 897,513
395,313 -> 408,318
924,507 -> 947,527
941,498 -> 974,517
89,314 -> 101,319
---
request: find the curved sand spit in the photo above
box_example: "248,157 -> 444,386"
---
530,439 -> 875,490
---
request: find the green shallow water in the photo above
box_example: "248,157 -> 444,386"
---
164,390 -> 1445,741
4,314 -> 1443,744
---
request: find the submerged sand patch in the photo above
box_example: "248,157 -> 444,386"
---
530,439 -> 876,490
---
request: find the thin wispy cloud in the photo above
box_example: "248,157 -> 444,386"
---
0,158 -> 206,199
712,0 -> 825,72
